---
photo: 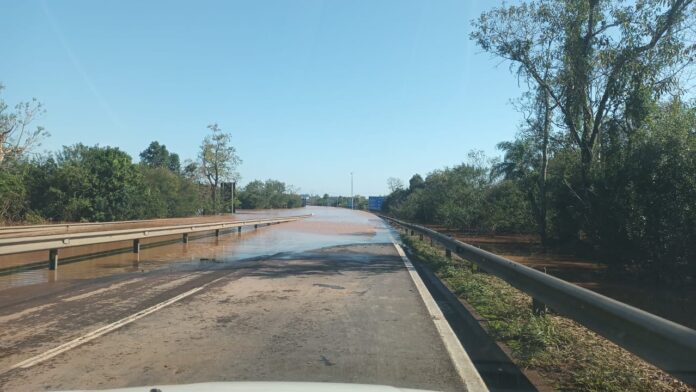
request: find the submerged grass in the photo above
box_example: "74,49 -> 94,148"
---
401,234 -> 693,392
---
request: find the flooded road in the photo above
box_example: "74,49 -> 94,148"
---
0,207 -> 473,392
0,208 -> 390,291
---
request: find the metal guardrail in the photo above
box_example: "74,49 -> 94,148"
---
381,215 -> 696,387
0,218 -> 163,234
0,215 -> 311,256
0,211 -> 273,234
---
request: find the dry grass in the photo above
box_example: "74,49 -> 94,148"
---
402,234 -> 694,392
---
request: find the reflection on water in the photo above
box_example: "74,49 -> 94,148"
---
0,207 -> 393,291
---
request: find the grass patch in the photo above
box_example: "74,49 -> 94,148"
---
402,234 -> 693,392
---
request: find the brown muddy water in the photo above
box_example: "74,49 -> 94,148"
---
0,207 -> 393,291
429,226 -> 696,330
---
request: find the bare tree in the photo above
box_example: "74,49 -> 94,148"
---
387,177 -> 405,193
0,84 -> 49,166
199,123 -> 242,212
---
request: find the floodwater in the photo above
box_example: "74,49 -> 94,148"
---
430,227 -> 696,330
0,207 -> 393,291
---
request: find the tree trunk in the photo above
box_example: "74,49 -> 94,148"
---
0,133 -> 7,166
538,90 -> 551,246
580,144 -> 593,197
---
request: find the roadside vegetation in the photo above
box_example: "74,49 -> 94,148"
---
306,194 -> 368,209
402,234 -> 693,392
237,179 -> 303,209
0,85 -> 303,223
385,1 -> 696,286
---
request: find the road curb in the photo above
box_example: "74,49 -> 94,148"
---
392,241 -> 489,392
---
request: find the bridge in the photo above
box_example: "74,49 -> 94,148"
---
0,207 -> 694,391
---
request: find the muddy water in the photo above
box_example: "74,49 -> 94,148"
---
0,207 -> 393,291
432,227 -> 696,330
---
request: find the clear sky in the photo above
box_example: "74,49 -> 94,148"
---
1,0 -> 526,196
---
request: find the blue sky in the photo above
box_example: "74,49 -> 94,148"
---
1,0 -> 526,196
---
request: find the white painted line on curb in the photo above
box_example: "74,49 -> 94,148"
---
8,274 -> 228,372
392,239 -> 489,392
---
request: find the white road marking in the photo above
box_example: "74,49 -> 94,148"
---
8,274 -> 228,371
392,239 -> 489,392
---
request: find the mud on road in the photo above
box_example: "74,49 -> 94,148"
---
0,208 -> 466,391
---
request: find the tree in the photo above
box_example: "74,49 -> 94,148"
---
409,174 -> 425,191
0,84 -> 49,166
199,123 -> 242,212
39,144 -> 145,221
139,141 -> 181,173
237,179 -> 303,209
139,166 -> 204,217
471,0 -> 695,203
0,162 -> 29,222
494,88 -> 558,244
168,153 -> 181,173
387,177 -> 404,192
182,160 -> 199,180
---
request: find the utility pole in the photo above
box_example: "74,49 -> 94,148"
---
350,172 -> 354,210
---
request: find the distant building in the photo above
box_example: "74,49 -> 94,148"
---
368,196 -> 385,211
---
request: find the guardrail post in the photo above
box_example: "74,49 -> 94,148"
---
429,237 -> 433,246
445,248 -> 452,259
254,224 -> 258,229
418,234 -> 423,240
132,239 -> 140,254
410,229 -> 414,236
532,298 -> 548,316
48,249 -> 59,270
182,233 -> 189,243
238,227 -> 242,234
215,229 -> 220,237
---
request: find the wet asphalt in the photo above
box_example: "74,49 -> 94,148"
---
0,207 -> 467,391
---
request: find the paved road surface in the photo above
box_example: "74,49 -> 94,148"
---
0,208 -> 472,391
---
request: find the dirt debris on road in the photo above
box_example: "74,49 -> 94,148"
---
0,208 -> 470,391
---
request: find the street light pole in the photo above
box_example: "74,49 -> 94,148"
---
350,172 -> 354,210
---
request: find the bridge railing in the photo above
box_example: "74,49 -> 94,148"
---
0,218 -> 165,234
381,215 -> 696,387
0,215 -> 312,269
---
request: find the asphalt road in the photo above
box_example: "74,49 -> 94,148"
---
0,208 -> 475,391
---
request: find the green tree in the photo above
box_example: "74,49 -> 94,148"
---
139,166 -> 205,217
199,124 -> 242,212
471,0 -> 695,203
41,144 -> 146,221
494,88 -> 559,244
592,99 -> 696,281
0,161 -> 29,222
409,174 -> 425,191
237,179 -> 303,209
139,141 -> 181,173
